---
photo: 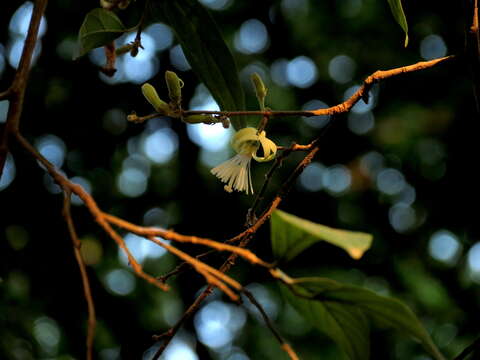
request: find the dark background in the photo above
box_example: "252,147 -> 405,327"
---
1,0 -> 479,359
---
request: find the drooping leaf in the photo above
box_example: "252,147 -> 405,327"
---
270,209 -> 372,262
161,0 -> 246,129
75,8 -> 127,59
282,277 -> 445,360
387,0 -> 409,47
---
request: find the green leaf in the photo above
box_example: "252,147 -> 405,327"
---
270,209 -> 372,262
161,0 -> 246,129
75,8 -> 127,59
282,277 -> 445,360
387,0 -> 409,47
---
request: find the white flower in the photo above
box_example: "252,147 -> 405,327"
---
211,127 -> 277,194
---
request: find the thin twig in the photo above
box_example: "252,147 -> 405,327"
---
133,56 -> 455,125
257,114 -> 270,133
246,142 -> 298,226
277,144 -> 313,151
466,0 -> 480,113
14,132 -> 169,292
148,236 -> 242,301
243,288 -> 300,360
152,143 -> 321,358
62,191 -> 96,360
180,56 -> 455,119
157,249 -> 216,283
0,0 -> 48,177
131,0 -> 150,56
151,235 -> 253,359
103,213 -> 272,267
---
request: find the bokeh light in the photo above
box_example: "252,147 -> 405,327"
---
141,127 -> 179,164
467,242 -> 480,282
348,111 -> 375,135
376,168 -> 406,196
169,44 -> 191,71
0,100 -> 8,123
234,19 -> 269,55
194,300 -> 246,349
8,1 -> 46,69
35,134 -> 67,168
420,34 -> 447,60
389,203 -> 416,233
199,0 -> 233,11
360,151 -> 384,178
0,153 -> 16,191
299,162 -> 325,192
117,154 -> 151,197
118,233 -> 168,266
429,230 -> 461,265
145,23 -> 174,51
9,2 -> 47,38
270,58 -> 289,87
143,207 -> 169,228
104,268 -> 136,296
117,167 -> 148,197
286,56 -> 318,88
323,165 -> 351,195
33,316 -> 60,355
144,335 -> 198,360
328,54 -> 356,84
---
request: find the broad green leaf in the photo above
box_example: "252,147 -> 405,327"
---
387,0 -> 409,47
161,0 -> 246,129
270,210 -> 372,262
75,8 -> 127,59
282,277 -> 445,360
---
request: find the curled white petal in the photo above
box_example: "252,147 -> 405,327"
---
210,153 -> 254,194
253,133 -> 277,162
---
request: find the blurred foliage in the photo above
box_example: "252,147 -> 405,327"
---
1,0 -> 479,359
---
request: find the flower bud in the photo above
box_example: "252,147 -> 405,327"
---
127,112 -> 139,122
250,73 -> 268,109
165,71 -> 184,106
141,83 -> 170,114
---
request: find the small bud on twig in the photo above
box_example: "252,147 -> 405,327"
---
251,72 -> 268,110
165,71 -> 184,108
141,83 -> 170,114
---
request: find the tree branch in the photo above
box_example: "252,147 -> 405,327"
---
243,288 -> 300,360
151,141 -> 321,359
62,191 -> 96,360
0,0 -> 48,177
14,132 -> 170,292
103,213 -> 272,267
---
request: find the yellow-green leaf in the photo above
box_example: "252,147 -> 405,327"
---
271,209 -> 372,262
75,8 -> 127,59
387,0 -> 409,47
